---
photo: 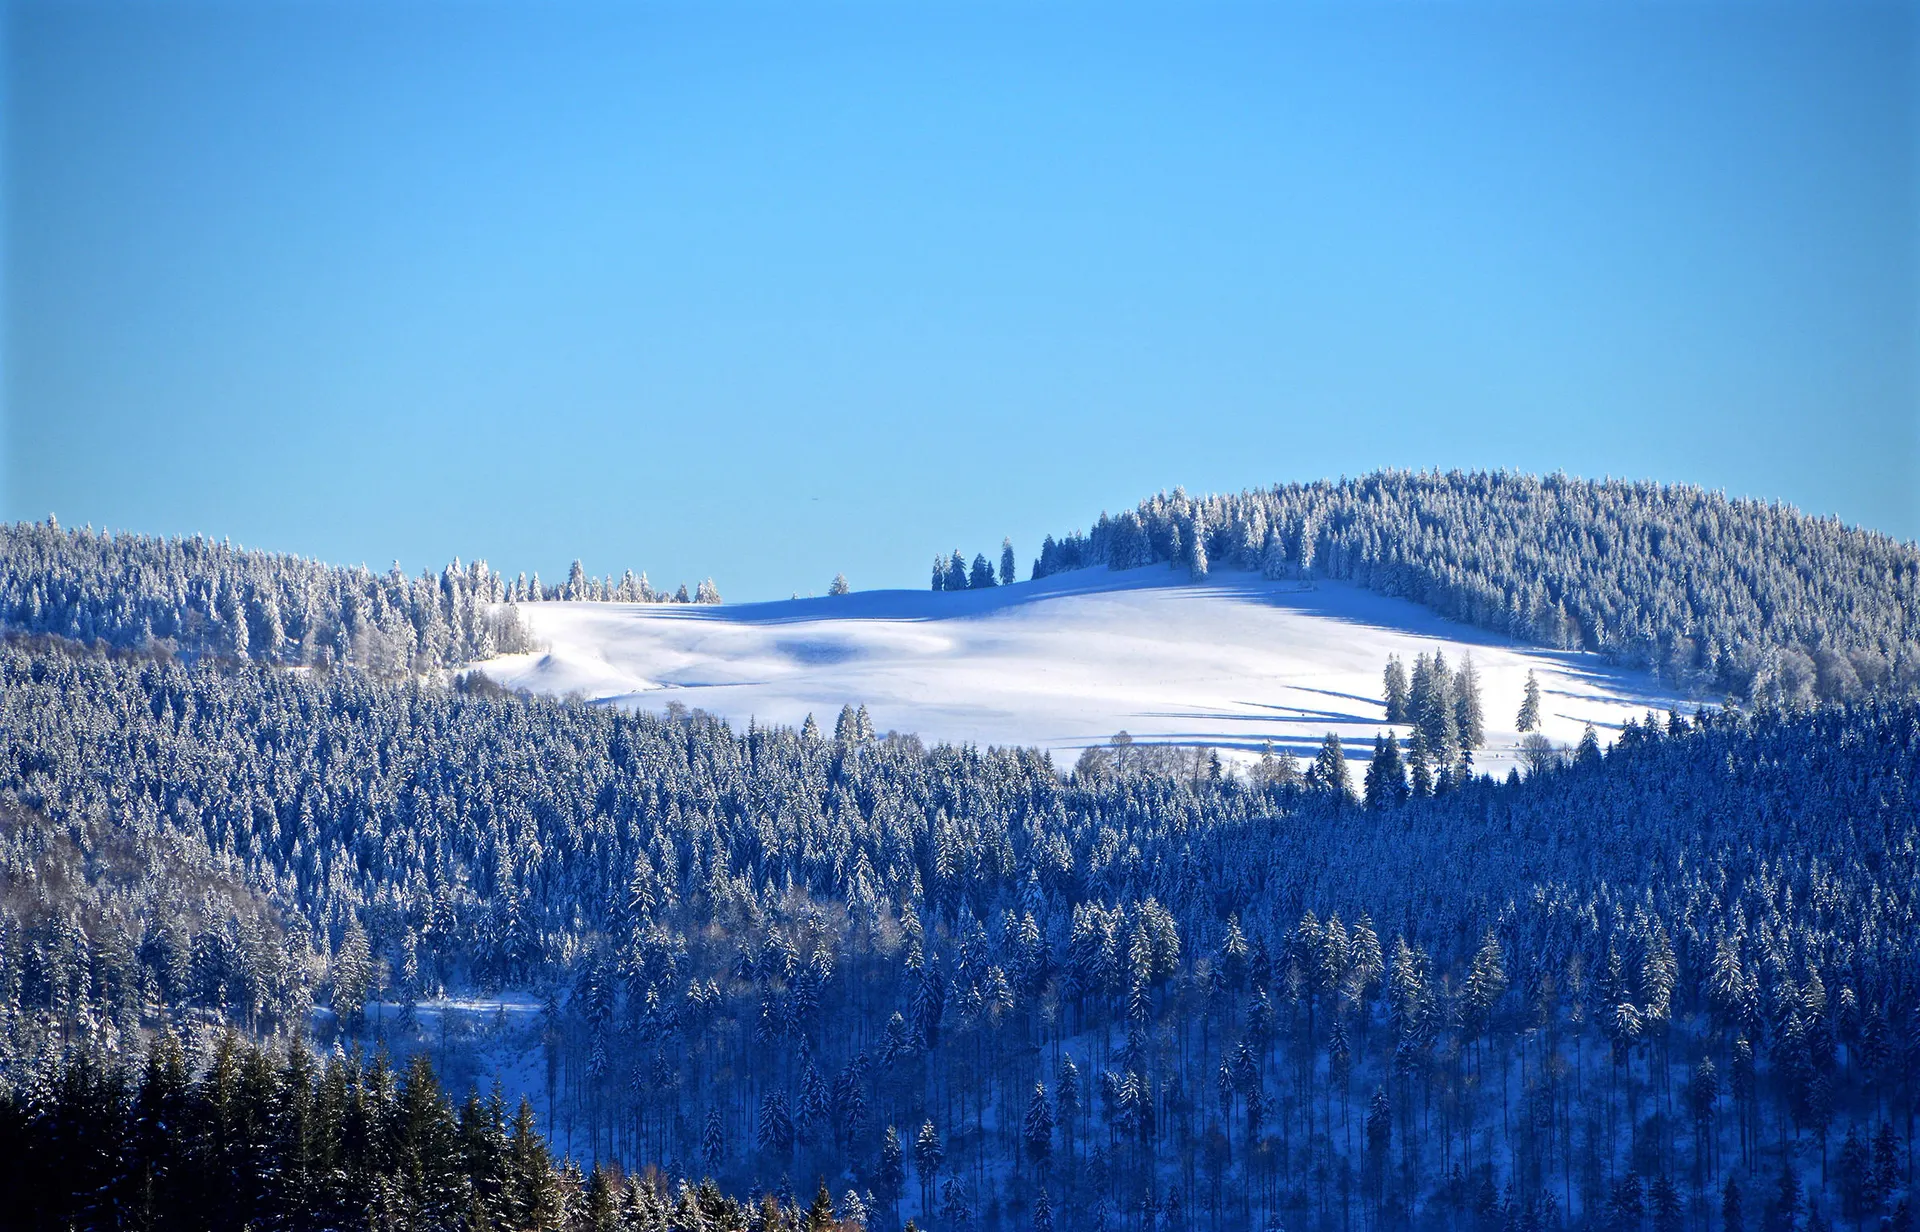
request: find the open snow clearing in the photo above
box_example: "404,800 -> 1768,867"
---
472,568 -> 1688,776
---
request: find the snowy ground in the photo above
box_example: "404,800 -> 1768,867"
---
470,568 -> 1689,778
316,995 -> 553,1124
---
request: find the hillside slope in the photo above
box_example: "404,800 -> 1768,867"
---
473,567 -> 1685,775
1029,472 -> 1920,702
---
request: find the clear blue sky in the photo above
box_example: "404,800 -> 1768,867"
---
4,1 -> 1914,600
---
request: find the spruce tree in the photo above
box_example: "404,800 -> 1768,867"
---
1383,655 -> 1411,724
1364,732 -> 1409,808
1310,732 -> 1356,803
1454,653 -> 1485,749
1022,1083 -> 1054,1171
1518,669 -> 1543,732
1577,722 -> 1604,764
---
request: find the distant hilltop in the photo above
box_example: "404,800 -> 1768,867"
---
989,470 -> 1919,705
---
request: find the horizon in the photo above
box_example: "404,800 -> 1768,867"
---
11,463 -> 1919,599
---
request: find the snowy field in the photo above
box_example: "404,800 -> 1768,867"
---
471,568 -> 1689,777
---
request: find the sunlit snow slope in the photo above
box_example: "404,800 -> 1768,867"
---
471,569 -> 1687,776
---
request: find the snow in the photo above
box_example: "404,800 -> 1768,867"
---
471,567 -> 1690,777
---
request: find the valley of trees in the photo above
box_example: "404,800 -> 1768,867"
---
5,626 -> 1920,1231
1027,472 -> 1920,705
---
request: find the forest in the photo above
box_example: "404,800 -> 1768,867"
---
1,1034 -> 864,1232
1025,472 -> 1920,705
4,477 -> 1920,1231
0,517 -> 719,676
4,621 -> 1919,1231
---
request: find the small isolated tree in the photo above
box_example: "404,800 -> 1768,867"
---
1000,538 -> 1017,587
1518,669 -> 1542,732
829,574 -> 851,597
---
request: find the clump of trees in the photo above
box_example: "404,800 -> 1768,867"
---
1379,650 -> 1487,787
930,539 -> 1017,592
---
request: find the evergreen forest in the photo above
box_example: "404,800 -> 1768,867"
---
3,476 -> 1920,1232
1025,472 -> 1920,704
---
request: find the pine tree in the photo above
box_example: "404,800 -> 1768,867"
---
970,554 -> 996,589
1363,732 -> 1408,808
1032,1187 -> 1054,1232
805,1180 -> 837,1232
394,1053 -> 465,1225
332,918 -> 373,1033
829,574 -> 851,596
1022,1083 -> 1054,1171
756,1092 -> 795,1160
1309,732 -> 1356,803
1383,655 -> 1411,723
584,1167 -> 620,1232
931,557 -> 947,592
914,1121 -> 944,1212
1187,510 -> 1209,578
1454,653 -> 1485,749
879,1125 -> 906,1214
1651,1176 -> 1683,1232
1407,725 -> 1435,798
1000,539 -> 1017,587
1518,669 -> 1543,732
506,1097 -> 565,1231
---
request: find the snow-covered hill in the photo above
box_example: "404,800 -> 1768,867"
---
471,568 -> 1689,776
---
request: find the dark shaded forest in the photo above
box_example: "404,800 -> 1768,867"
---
1,1034 -> 861,1232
